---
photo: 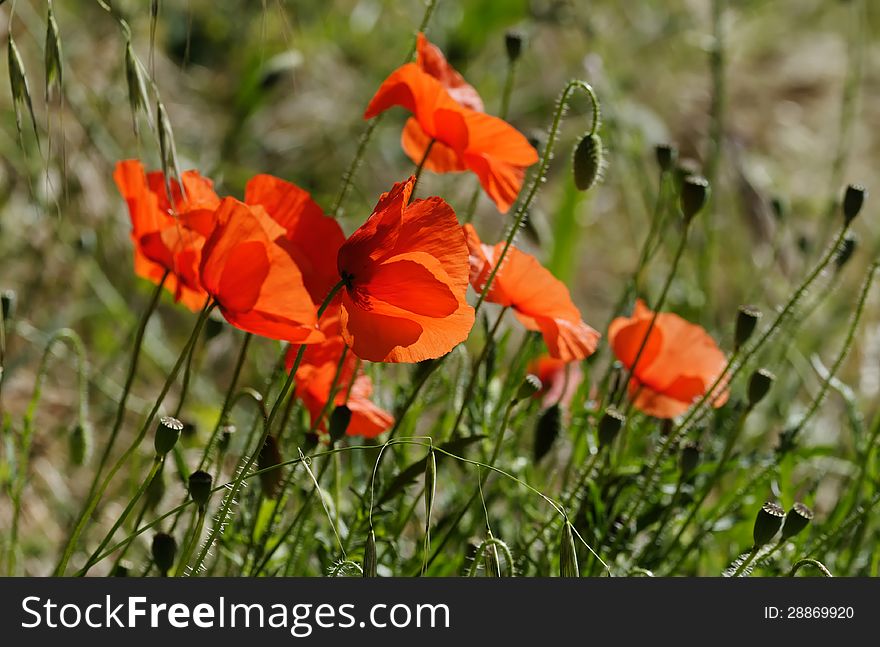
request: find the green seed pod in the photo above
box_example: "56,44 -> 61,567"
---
45,2 -> 63,101
842,184 -> 866,224
655,144 -> 678,172
598,407 -> 625,448
124,41 -> 150,130
328,405 -> 353,444
533,403 -> 561,463
504,30 -> 524,62
780,502 -> 814,541
753,501 -> 785,548
747,369 -> 775,408
679,441 -> 701,479
680,175 -> 710,223
363,529 -> 377,578
572,132 -> 604,191
559,522 -> 579,577
516,374 -> 542,402
258,434 -> 283,499
68,422 -> 92,466
188,470 -> 213,508
835,233 -> 857,271
7,36 -> 38,140
151,532 -> 177,577
735,305 -> 762,350
154,416 -> 183,456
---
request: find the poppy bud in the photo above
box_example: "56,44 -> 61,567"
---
753,501 -> 785,548
154,416 -> 183,456
680,175 -> 710,223
842,183 -> 866,224
328,405 -> 353,444
203,315 -> 225,341
516,374 -> 542,402
258,435 -> 283,499
747,368 -> 775,408
679,441 -> 701,479
835,233 -> 857,270
572,132 -> 604,191
780,502 -> 814,541
735,305 -> 761,350
218,424 -> 235,454
151,532 -> 177,576
504,30 -> 524,62
112,563 -> 130,577
68,422 -> 92,466
598,407 -> 625,448
655,143 -> 678,172
1,289 -> 16,322
363,529 -> 378,577
188,470 -> 213,508
303,431 -> 320,454
533,403 -> 561,463
559,522 -> 579,577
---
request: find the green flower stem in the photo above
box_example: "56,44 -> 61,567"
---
55,299 -> 214,576
410,138 -> 436,198
789,558 -> 833,577
731,546 -> 758,577
174,506 -> 207,577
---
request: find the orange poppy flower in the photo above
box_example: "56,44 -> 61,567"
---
199,197 -> 323,343
364,35 -> 538,213
608,299 -> 729,419
336,177 -> 474,362
113,159 -> 220,310
528,355 -> 583,409
286,315 -> 394,439
463,224 -> 600,362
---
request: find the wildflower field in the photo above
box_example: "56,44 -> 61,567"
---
1,0 -> 878,578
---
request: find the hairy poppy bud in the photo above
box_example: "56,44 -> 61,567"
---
68,422 -> 92,466
747,368 -> 775,408
679,441 -> 701,479
505,30 -> 524,62
835,233 -> 857,270
151,532 -> 177,576
753,501 -> 785,548
572,132 -> 604,191
154,416 -> 183,456
258,434 -> 283,499
655,144 -> 678,172
681,175 -> 710,223
780,502 -> 814,541
598,407 -> 625,448
735,305 -> 761,350
188,470 -> 213,508
328,405 -> 352,444
842,184 -> 866,224
533,403 -> 561,463
559,522 -> 579,577
516,374 -> 542,402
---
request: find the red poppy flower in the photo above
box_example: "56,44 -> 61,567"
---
528,355 -> 583,409
285,315 -> 394,439
199,197 -> 323,343
364,35 -> 538,213
336,177 -> 474,362
113,159 -> 220,310
463,224 -> 600,362
608,299 -> 729,419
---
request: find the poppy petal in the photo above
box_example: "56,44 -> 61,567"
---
339,291 -> 423,362
415,32 -> 484,112
402,118 -> 467,173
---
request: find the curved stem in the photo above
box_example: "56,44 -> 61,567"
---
789,558 -> 833,577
